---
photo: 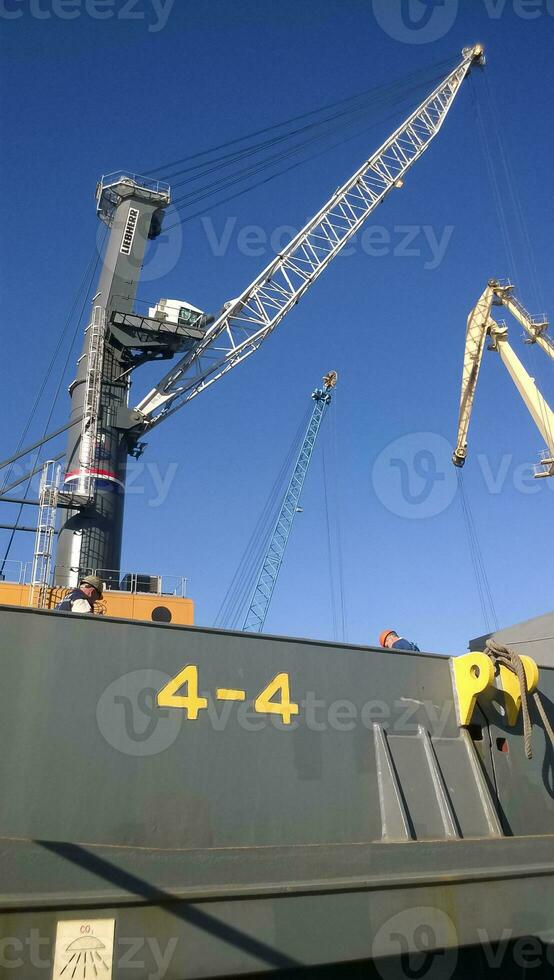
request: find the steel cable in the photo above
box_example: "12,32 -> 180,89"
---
0,247 -> 98,493
162,91 -> 440,235
457,470 -> 498,633
472,75 -> 553,458
215,402 -> 313,629
169,69 -> 447,203
1,236 -> 105,572
322,398 -> 346,643
161,66 -> 456,231
145,57 -> 456,180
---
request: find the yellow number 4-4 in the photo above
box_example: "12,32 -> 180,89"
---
157,665 -> 208,720
254,672 -> 299,725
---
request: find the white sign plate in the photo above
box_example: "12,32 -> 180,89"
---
52,919 -> 115,980
120,207 -> 140,255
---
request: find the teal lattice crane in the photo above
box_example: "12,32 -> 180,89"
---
243,371 -> 337,633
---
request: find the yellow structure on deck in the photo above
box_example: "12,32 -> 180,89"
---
0,580 -> 194,625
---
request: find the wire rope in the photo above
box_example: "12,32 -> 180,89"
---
472,75 -> 553,465
162,90 -> 439,236
166,75 -> 450,227
167,67 -> 448,200
322,440 -> 338,642
483,76 -> 553,456
221,407 -> 310,630
322,397 -> 347,643
0,247 -> 99,494
145,56 -> 456,180
330,391 -> 347,642
1,235 -> 106,572
214,402 -> 313,629
456,470 -> 498,633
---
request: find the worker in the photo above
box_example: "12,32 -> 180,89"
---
379,629 -> 420,653
56,575 -> 103,614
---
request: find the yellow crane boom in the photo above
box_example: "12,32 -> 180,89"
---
453,280 -> 554,478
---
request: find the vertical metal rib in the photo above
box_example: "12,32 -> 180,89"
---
459,727 -> 503,837
418,726 -> 460,839
373,724 -> 412,842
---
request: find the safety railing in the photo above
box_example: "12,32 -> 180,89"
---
534,449 -> 554,479
0,559 -> 31,585
1,563 -> 188,596
98,172 -> 170,196
52,566 -> 188,597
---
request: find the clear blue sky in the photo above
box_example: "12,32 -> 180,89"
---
1,0 -> 552,653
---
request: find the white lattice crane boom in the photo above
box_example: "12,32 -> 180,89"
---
136,45 -> 485,428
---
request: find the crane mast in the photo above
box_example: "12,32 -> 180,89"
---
56,175 -> 174,588
243,372 -> 337,633
453,280 -> 554,477
55,45 -> 484,588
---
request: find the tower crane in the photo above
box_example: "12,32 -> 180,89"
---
452,279 -> 554,478
243,371 -> 337,633
42,44 -> 484,588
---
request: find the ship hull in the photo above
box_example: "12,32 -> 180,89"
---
1,605 -> 553,978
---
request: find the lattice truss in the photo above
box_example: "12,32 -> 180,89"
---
244,392 -> 330,633
137,50 -> 480,427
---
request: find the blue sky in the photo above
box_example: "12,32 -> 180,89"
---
1,0 -> 552,653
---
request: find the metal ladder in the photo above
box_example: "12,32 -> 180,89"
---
77,302 -> 106,498
29,461 -> 61,609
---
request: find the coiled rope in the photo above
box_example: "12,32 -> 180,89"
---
484,638 -> 554,760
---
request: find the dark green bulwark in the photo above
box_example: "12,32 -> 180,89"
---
1,605 -> 553,978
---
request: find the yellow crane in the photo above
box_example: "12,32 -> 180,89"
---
453,279 -> 554,478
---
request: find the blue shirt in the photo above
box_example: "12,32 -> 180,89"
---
56,588 -> 94,613
390,637 -> 420,652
